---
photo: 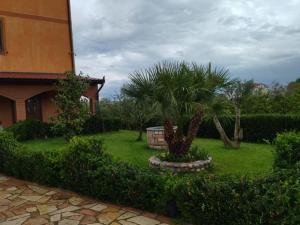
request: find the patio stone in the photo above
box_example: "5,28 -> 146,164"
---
19,195 -> 42,202
118,220 -> 137,225
1,216 -> 29,225
90,204 -> 107,212
118,212 -> 138,220
50,214 -> 61,222
23,217 -> 49,225
28,185 -> 48,194
59,219 -> 80,225
69,197 -> 83,206
128,216 -> 160,225
0,175 -> 174,225
37,204 -> 57,215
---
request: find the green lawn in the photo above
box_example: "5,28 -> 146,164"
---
23,130 -> 274,176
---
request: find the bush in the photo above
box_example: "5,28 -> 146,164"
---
82,116 -> 121,134
0,132 -> 299,224
159,146 -> 209,163
196,114 -> 300,143
6,119 -> 56,141
174,169 -> 300,225
273,131 -> 300,169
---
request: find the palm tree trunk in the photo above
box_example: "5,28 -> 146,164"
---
164,106 -> 204,155
164,119 -> 175,153
181,106 -> 204,155
233,106 -> 242,149
212,113 -> 234,148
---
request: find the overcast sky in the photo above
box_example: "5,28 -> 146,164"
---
71,0 -> 300,98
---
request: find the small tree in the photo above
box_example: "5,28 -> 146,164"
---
219,79 -> 254,148
118,92 -> 159,141
54,72 -> 89,141
123,62 -> 206,156
203,63 -> 254,149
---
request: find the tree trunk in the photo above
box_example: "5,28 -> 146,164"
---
163,106 -> 204,156
181,106 -> 204,155
233,106 -> 242,149
212,113 -> 235,149
136,123 -> 143,141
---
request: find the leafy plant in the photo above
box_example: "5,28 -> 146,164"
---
273,131 -> 300,169
53,72 -> 90,141
159,146 -> 209,163
123,61 -> 207,156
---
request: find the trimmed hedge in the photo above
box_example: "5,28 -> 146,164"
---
197,114 -> 300,143
82,116 -> 121,134
6,119 -> 57,141
6,117 -> 121,141
0,132 -> 299,225
273,131 -> 300,169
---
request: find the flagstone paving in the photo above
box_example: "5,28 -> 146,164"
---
0,174 -> 173,225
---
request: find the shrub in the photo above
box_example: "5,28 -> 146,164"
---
0,131 -> 21,171
6,119 -> 55,141
63,136 -> 167,211
159,146 -> 209,163
174,169 -> 300,225
82,116 -> 121,134
0,134 -> 299,224
273,131 -> 300,169
195,114 -> 300,143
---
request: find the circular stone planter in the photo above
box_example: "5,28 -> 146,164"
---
149,156 -> 213,172
146,126 -> 177,150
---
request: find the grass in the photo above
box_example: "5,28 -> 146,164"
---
23,130 -> 274,176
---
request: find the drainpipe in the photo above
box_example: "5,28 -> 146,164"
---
96,76 -> 105,100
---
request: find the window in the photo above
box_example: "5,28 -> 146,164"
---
0,19 -> 4,54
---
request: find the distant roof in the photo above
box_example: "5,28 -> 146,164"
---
0,72 -> 104,84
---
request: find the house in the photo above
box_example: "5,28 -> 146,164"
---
0,0 -> 104,128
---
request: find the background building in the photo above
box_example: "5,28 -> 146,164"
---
0,0 -> 104,128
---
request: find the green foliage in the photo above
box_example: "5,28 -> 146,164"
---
0,132 -> 21,171
273,131 -> 300,169
174,168 -> 300,225
196,114 -> 300,143
54,72 -> 90,140
82,116 -> 121,134
0,131 -> 64,185
6,119 -> 57,141
23,130 -> 274,176
241,82 -> 300,114
0,133 -> 299,224
159,146 -> 209,163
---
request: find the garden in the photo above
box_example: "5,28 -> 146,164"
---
1,63 -> 300,225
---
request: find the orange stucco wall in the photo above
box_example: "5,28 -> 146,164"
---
41,91 -> 57,122
0,83 -> 98,127
0,96 -> 14,127
0,0 -> 73,74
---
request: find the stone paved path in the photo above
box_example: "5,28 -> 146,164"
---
0,174 -> 174,225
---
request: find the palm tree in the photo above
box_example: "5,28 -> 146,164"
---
201,63 -> 236,148
204,65 -> 254,149
226,79 -> 254,148
123,61 -> 207,156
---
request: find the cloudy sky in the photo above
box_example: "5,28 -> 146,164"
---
71,0 -> 300,98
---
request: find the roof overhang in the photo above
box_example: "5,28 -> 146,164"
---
0,72 -> 105,85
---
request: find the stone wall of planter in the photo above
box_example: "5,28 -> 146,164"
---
149,156 -> 212,172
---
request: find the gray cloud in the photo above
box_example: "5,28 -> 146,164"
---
71,0 -> 300,98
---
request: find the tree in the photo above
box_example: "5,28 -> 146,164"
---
226,79 -> 254,148
54,72 -> 89,141
123,62 -> 206,156
202,63 -> 236,148
202,63 -> 254,149
117,93 -> 158,141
